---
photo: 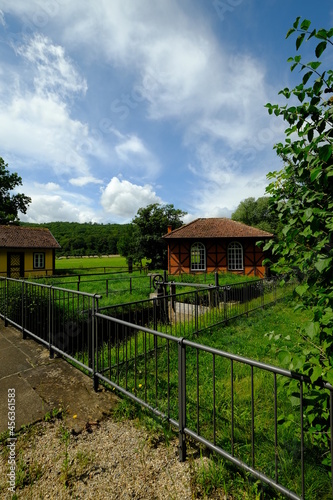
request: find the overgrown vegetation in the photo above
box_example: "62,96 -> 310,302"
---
264,17 -> 333,458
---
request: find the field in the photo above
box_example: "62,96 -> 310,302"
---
49,256 -> 258,307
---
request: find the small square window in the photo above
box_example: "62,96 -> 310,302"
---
34,253 -> 45,269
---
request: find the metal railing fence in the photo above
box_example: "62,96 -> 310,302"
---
93,312 -> 333,500
0,277 -> 100,377
1,275 -> 331,499
99,276 -> 292,337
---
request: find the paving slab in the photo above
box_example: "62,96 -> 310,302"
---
0,320 -> 119,435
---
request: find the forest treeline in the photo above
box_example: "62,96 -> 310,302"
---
21,221 -> 130,257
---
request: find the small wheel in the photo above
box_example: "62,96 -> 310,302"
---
152,274 -> 163,290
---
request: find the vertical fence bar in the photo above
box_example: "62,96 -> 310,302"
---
92,294 -> 98,392
196,349 -> 200,436
213,353 -> 216,446
4,278 -> 8,326
21,280 -> 26,339
274,373 -> 278,484
251,365 -> 255,468
231,359 -> 234,456
178,338 -> 186,462
48,286 -> 54,359
330,389 -> 333,498
300,379 -> 304,499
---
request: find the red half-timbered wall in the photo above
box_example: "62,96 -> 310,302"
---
167,238 -> 268,277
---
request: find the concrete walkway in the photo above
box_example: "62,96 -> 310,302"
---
0,320 -> 118,435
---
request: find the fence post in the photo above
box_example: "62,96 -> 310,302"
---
22,281 -> 26,339
4,278 -> 8,327
49,286 -> 54,359
195,290 -> 199,333
178,338 -> 187,462
92,294 -> 99,392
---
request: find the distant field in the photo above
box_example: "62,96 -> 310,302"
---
55,255 -> 128,271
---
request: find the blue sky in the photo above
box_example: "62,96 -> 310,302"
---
0,0 -> 332,224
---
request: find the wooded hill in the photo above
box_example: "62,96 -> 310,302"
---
21,221 -> 130,257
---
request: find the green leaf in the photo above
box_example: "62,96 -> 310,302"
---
301,208 -> 313,222
278,349 -> 291,366
310,167 -> 322,182
318,144 -> 332,162
293,17 -> 301,29
310,365 -> 322,384
315,41 -> 327,58
315,257 -> 331,273
295,284 -> 309,297
300,19 -> 311,31
296,33 -> 306,50
308,61 -> 321,70
304,321 -> 320,340
302,71 -> 313,85
286,28 -> 295,39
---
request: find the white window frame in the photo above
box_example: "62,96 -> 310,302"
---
228,242 -> 243,271
191,242 -> 206,271
33,252 -> 45,269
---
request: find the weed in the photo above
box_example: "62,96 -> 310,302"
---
44,406 -> 66,422
15,453 -> 43,489
59,425 -> 72,487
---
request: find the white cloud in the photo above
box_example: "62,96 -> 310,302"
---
0,9 -> 5,26
100,177 -> 162,222
115,135 -> 161,178
16,33 -> 87,98
0,33 -> 98,177
21,194 -> 98,223
69,176 -> 103,187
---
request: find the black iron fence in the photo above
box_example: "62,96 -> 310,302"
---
0,276 -> 331,499
99,275 -> 292,337
0,277 -> 100,374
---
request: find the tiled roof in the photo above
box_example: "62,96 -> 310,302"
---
163,218 -> 274,239
0,225 -> 61,249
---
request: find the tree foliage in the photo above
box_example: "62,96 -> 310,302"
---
231,196 -> 280,234
118,203 -> 186,269
0,157 -> 31,224
264,17 -> 333,454
22,221 -> 129,257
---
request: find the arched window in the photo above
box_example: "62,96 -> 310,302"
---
228,242 -> 243,271
191,242 -> 206,271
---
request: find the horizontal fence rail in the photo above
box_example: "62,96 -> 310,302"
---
1,275 -> 331,499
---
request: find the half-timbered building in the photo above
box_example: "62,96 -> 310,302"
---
163,218 -> 273,278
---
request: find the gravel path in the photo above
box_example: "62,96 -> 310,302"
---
0,415 -> 199,499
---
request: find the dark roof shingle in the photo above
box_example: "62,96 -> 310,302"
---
0,225 -> 61,249
163,218 -> 273,239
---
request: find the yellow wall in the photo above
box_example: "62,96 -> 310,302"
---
0,248 -> 55,277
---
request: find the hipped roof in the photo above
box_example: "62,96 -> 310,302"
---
0,225 -> 61,249
163,218 -> 273,239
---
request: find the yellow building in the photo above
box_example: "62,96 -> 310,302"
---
0,225 -> 61,278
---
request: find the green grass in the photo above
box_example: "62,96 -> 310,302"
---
55,255 -> 128,271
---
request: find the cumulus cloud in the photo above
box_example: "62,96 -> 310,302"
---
20,181 -> 100,223
100,177 -> 162,221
